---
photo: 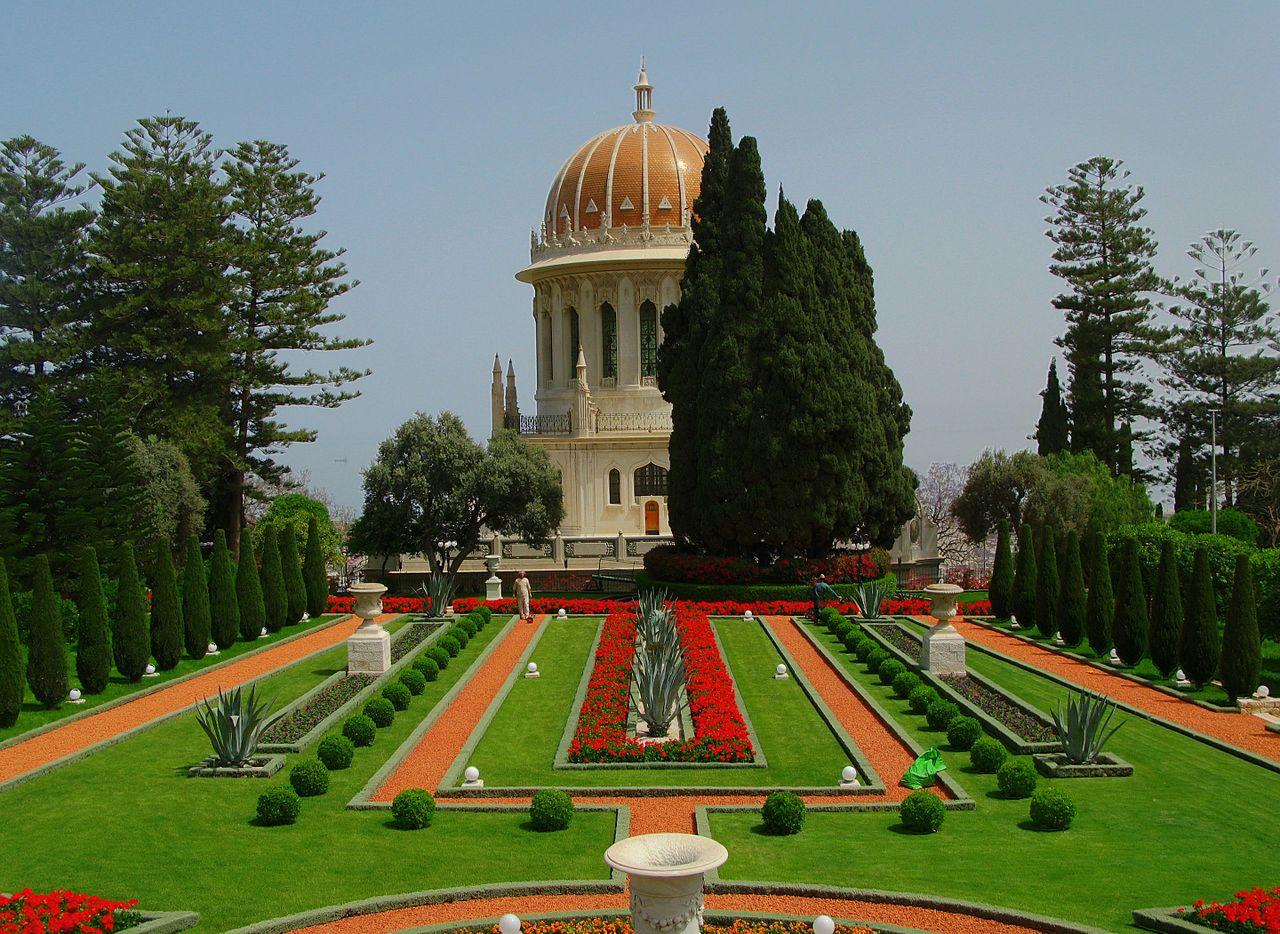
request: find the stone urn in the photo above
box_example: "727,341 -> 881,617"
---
347,582 -> 390,674
605,833 -> 728,934
484,553 -> 503,601
921,582 -> 966,676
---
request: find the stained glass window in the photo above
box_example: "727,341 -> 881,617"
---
634,462 -> 668,497
601,303 -> 617,380
567,307 -> 579,381
639,300 -> 657,379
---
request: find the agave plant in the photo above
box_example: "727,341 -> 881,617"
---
1052,690 -> 1124,764
422,571 -> 457,617
194,685 -> 276,766
634,588 -> 678,652
632,638 -> 686,737
855,578 -> 891,620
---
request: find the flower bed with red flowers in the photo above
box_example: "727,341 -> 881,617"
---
643,545 -> 889,585
566,606 -> 754,764
1176,886 -> 1280,933
0,890 -> 141,933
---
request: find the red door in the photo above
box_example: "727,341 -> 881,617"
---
644,500 -> 660,535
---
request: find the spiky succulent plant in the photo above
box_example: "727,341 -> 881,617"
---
195,685 -> 276,766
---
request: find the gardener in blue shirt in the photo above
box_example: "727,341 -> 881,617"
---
810,574 -> 840,622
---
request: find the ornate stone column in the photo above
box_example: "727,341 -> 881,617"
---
921,582 -> 966,676
605,833 -> 728,934
347,582 -> 390,674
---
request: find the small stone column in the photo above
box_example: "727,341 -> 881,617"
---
484,554 -> 503,601
347,582 -> 390,674
921,582 -> 966,676
605,834 -> 729,934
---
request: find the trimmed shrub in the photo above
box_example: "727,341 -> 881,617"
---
1170,507 -> 1258,546
303,514 -> 329,619
1058,530 -> 1086,647
475,605 -> 493,625
236,533 -> 267,642
996,759 -> 1038,798
969,736 -> 1008,773
866,648 -> 890,672
925,698 -> 959,730
908,684 -> 939,715
1035,526 -> 1060,639
316,735 -> 355,770
854,639 -> 876,662
878,658 -> 906,686
342,714 -> 376,747
26,556 -> 68,708
0,560 -> 21,728
1148,537 -> 1183,677
400,668 -> 427,695
892,670 -> 922,698
382,681 -> 411,711
819,605 -> 844,629
260,526 -> 288,634
1180,546 -> 1221,688
113,543 -> 151,682
438,635 -> 461,658
1220,553 -> 1260,702
256,786 -> 301,825
529,788 -> 574,831
181,533 -> 211,660
989,518 -> 1015,619
209,530 -> 240,651
833,622 -> 855,642
391,788 -> 436,829
946,715 -> 982,751
448,626 -> 469,647
1011,523 -> 1037,631
1084,532 -> 1114,656
457,616 -> 479,637
899,790 -> 946,833
289,759 -> 330,797
75,547 -> 112,695
1029,787 -> 1075,830
279,526 -> 307,625
414,655 -> 441,681
147,540 -> 183,670
1112,537 -> 1148,666
842,632 -> 864,654
761,791 -> 806,835
427,646 -> 450,670
364,696 -> 395,728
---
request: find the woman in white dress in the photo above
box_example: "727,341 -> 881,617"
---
514,570 -> 533,623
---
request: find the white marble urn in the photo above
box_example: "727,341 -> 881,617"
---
922,582 -> 966,676
605,833 -> 728,934
347,582 -> 390,674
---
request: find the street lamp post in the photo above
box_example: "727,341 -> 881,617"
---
1209,409 -> 1219,535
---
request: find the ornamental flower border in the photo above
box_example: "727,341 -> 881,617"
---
1172,885 -> 1280,933
0,889 -> 139,934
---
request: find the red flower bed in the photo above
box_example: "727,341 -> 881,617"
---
0,890 -> 139,933
566,606 -> 754,764
325,595 -> 427,615
643,545 -> 889,585
1177,887 -> 1280,933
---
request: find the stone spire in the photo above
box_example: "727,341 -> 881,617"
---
632,59 -> 654,123
490,354 -> 504,438
504,359 -> 519,426
571,345 -> 593,437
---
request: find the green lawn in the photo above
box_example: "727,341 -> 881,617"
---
464,615 -> 856,787
708,618 -> 1280,931
0,615 -> 616,932
0,614 -> 344,744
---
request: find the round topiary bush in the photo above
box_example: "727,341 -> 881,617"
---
946,715 -> 982,751
878,658 -> 906,686
529,788 -> 574,831
854,640 -> 877,662
996,759 -> 1038,799
458,616 -> 478,637
1029,787 -> 1075,830
899,790 -> 946,833
908,684 -> 939,715
925,698 -> 960,730
866,648 -> 890,672
448,626 -> 469,647
256,785 -> 301,825
842,633 -> 864,654
316,735 -> 355,771
391,788 -> 436,829
289,759 -> 330,797
382,681 -> 411,711
892,670 -> 922,698
438,635 -> 461,658
475,606 -> 493,625
363,697 -> 395,728
969,736 -> 1008,773
761,791 -> 806,835
833,621 -> 854,640
342,714 -> 376,747
427,646 -> 450,670
400,668 -> 426,695
414,655 -> 441,681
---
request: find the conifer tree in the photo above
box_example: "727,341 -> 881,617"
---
236,532 -> 266,641
1035,358 -> 1070,455
75,546 -> 111,694
113,543 -> 150,681
181,533 -> 210,659
1219,554 -> 1260,701
1011,524 -> 1037,630
1111,537 -> 1148,666
208,530 -> 239,650
1034,526 -> 1060,638
1148,538 -> 1183,677
989,519 -> 1015,620
260,525 -> 287,633
26,555 -> 67,708
1084,532 -> 1114,656
302,515 -> 328,617
1058,530 -> 1086,646
148,539 -> 183,670
1180,546 -> 1221,688
0,559 -> 21,727
279,527 -> 306,625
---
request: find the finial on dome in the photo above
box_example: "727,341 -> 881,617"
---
633,59 -> 654,123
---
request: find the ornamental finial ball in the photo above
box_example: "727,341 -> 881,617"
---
527,662 -> 538,674
207,642 -> 217,653
145,663 -> 156,675
68,688 -> 81,702
814,916 -> 836,934
776,663 -> 787,676
1258,685 -> 1271,699
841,766 -> 857,783
557,608 -> 567,619
499,915 -> 521,934
743,609 -> 753,619
464,766 -> 480,782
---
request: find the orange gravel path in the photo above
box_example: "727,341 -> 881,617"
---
372,616 -> 538,801
942,616 -> 1280,764
0,614 -> 370,787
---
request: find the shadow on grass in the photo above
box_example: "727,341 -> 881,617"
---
1016,819 -> 1066,833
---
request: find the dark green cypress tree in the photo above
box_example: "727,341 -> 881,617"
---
1111,538 -> 1148,666
113,543 -> 150,681
236,533 -> 266,641
1219,554 -> 1259,701
989,519 -> 1015,620
1058,530 -> 1086,646
0,559 -> 21,726
1085,532 -> 1114,656
1011,524 -> 1037,631
1148,538 -> 1183,677
1035,526 -> 1060,639
25,554 -> 68,708
1180,546 -> 1220,688
75,546 -> 111,694
181,533 -> 210,659
148,539 -> 183,670
279,527 -> 306,625
208,530 -> 239,649
1034,358 -> 1070,455
260,526 -> 287,633
302,515 -> 328,618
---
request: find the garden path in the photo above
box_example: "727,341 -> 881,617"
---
0,613 -> 372,787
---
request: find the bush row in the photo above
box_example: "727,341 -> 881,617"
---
641,546 -> 891,586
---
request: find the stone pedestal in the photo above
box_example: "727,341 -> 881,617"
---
484,553 -> 503,601
605,833 -> 729,934
922,582 -> 966,676
347,582 -> 390,675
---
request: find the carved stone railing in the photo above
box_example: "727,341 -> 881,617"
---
530,221 -> 693,262
596,412 -> 672,433
508,412 -> 571,435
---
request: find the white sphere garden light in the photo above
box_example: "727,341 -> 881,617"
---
207,642 -> 218,654
813,915 -> 836,934
527,662 -> 538,674
68,688 -> 81,702
1258,685 -> 1271,699
842,766 -> 858,784
499,914 -> 521,934
144,663 -> 156,676
557,608 -> 567,619
743,609 -> 753,620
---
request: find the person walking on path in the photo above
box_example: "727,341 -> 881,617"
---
810,574 -> 840,622
514,570 -> 533,623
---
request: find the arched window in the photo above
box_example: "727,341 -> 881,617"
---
600,302 -> 617,380
639,300 -> 658,380
634,462 -> 668,497
608,468 -> 621,505
538,312 -> 551,387
566,307 -> 580,382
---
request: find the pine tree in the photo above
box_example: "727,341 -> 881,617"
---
1180,546 -> 1221,688
1085,532 -> 1114,656
989,518 -> 1015,620
302,514 -> 328,618
1219,553 -> 1260,701
113,543 -> 150,681
236,532 -> 266,641
181,533 -> 211,659
1172,430 -> 1207,512
1148,538 -> 1183,677
1011,523 -> 1038,630
1112,537 -> 1148,666
75,546 -> 111,694
1058,530 -> 1086,646
260,525 -> 287,633
1035,359 -> 1070,455
208,529 -> 239,649
148,539 -> 183,670
0,559 -> 21,727
279,527 -> 306,625
72,407 -> 147,567
25,555 -> 67,708
1035,526 -> 1060,638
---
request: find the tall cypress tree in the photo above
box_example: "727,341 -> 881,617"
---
302,515 -> 327,618
208,529 -> 239,649
113,543 -> 150,681
1034,526 -> 1060,638
1035,358 -> 1070,455
1085,532 -> 1114,656
148,539 -> 183,670
1011,524 -> 1038,630
279,527 -> 306,625
260,526 -> 287,633
75,546 -> 111,694
989,519 -> 1015,620
1148,538 -> 1184,677
181,533 -> 211,659
1058,530 -> 1086,646
236,532 -> 266,641
1219,553 -> 1260,701
1112,537 -> 1148,666
26,554 -> 68,708
0,559 -> 21,726
1180,546 -> 1221,688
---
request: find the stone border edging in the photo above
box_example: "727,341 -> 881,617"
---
126,909 -> 201,933
396,908 -> 924,934
1131,906 -> 1210,932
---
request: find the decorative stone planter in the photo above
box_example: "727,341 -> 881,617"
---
485,553 -> 503,601
604,833 -> 729,934
1032,751 -> 1134,778
187,754 -> 286,778
347,582 -> 390,674
922,582 -> 966,676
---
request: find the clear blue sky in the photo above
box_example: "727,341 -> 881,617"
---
4,1 -> 1277,507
